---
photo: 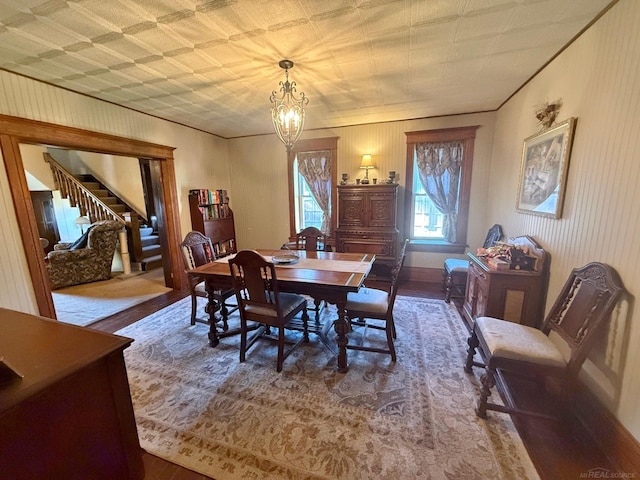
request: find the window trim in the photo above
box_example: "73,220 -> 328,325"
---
404,126 -> 479,253
287,137 -> 339,241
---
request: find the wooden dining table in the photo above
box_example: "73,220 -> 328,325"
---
188,249 -> 375,373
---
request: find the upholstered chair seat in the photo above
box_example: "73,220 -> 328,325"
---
475,317 -> 566,368
346,288 -> 389,315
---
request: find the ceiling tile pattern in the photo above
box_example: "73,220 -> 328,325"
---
0,0 -> 612,138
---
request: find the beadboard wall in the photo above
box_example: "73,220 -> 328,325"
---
0,70 -> 231,314
488,0 -> 640,436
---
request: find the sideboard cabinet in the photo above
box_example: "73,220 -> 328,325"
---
462,236 -> 548,329
0,308 -> 144,479
335,184 -> 399,274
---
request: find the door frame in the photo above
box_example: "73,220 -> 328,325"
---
0,113 -> 184,319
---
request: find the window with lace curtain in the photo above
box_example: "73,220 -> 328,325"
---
293,162 -> 324,230
404,126 -> 479,253
288,137 -> 338,240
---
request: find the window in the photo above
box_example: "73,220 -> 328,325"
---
288,137 -> 338,240
404,126 -> 479,253
412,172 -> 445,238
293,162 -> 324,230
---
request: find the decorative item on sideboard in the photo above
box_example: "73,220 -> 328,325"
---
340,173 -> 348,185
386,171 -> 396,184
359,154 -> 374,184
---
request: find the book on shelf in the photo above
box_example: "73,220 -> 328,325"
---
190,188 -> 231,219
213,239 -> 235,257
189,188 -> 229,206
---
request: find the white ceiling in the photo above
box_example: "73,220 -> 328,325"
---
0,0 -> 614,139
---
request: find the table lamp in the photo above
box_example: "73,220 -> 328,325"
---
359,154 -> 374,184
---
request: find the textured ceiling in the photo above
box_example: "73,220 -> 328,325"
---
0,0 -> 613,139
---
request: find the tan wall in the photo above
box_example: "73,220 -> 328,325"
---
0,70 -> 230,314
49,148 -> 147,216
488,0 -> 640,438
228,112 -> 496,269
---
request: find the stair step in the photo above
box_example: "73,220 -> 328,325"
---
91,189 -> 110,198
141,255 -> 163,271
142,244 -> 162,257
110,205 -> 126,213
82,181 -> 101,189
141,235 -> 160,247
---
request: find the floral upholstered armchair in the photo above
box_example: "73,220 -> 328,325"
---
45,220 -> 124,290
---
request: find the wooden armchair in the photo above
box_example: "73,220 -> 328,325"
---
464,262 -> 625,419
345,239 -> 409,362
180,231 -> 236,328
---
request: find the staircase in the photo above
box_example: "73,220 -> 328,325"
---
76,174 -> 162,270
139,227 -> 163,271
45,154 -> 163,271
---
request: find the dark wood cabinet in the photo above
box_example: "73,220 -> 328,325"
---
0,308 -> 144,480
189,191 -> 236,257
462,236 -> 548,329
335,184 -> 399,271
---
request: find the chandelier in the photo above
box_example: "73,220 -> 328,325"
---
269,59 -> 308,153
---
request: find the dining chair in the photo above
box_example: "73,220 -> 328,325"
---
228,250 -> 310,372
295,226 -> 332,252
442,224 -> 503,303
464,262 -> 625,419
344,239 -> 409,362
288,226 -> 332,320
180,231 -> 236,328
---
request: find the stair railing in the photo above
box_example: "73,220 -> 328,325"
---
45,153 -> 127,225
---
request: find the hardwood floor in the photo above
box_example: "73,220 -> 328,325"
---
90,280 -> 617,480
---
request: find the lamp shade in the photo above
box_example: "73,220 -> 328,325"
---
360,154 -> 374,169
74,216 -> 90,226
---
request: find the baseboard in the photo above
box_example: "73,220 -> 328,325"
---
403,266 -> 443,284
574,384 -> 640,474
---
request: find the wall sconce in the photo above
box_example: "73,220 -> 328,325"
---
359,154 -> 375,184
74,216 -> 90,234
535,98 -> 563,129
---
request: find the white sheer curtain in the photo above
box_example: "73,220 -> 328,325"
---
415,141 -> 463,243
297,150 -> 332,235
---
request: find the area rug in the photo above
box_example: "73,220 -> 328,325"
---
53,269 -> 171,327
117,296 -> 540,480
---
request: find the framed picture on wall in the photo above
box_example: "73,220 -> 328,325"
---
516,117 -> 577,218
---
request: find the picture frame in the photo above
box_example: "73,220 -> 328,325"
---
516,117 -> 577,218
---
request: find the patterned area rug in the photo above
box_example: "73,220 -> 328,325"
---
117,296 -> 540,480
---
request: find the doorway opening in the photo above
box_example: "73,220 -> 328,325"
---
0,113 -> 184,320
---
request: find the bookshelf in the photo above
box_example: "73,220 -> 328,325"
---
188,189 -> 236,257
